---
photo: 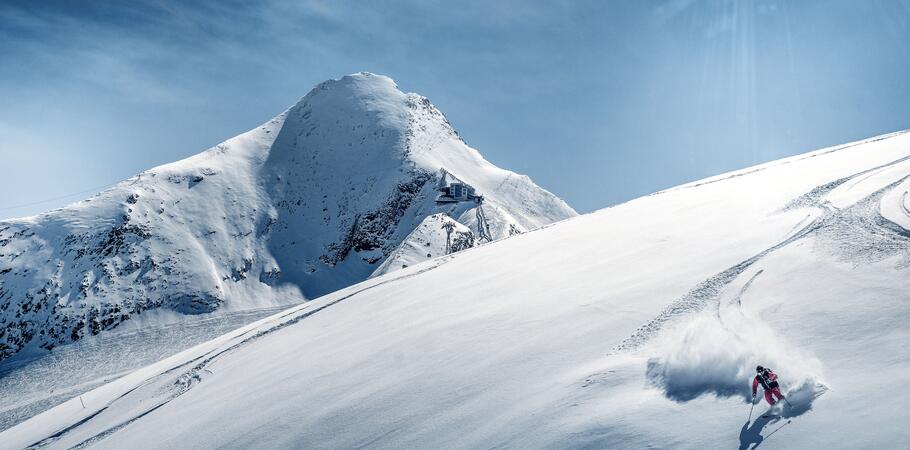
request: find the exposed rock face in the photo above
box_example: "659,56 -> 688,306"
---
371,213 -> 483,277
0,72 -> 577,361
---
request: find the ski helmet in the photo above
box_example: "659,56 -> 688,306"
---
756,365 -> 764,373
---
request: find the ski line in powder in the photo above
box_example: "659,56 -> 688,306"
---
26,255 -> 455,449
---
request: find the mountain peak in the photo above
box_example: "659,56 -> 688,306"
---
273,72 -> 413,164
314,72 -> 400,95
291,72 -> 407,119
0,73 -> 576,368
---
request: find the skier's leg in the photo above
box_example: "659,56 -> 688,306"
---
772,387 -> 785,402
764,390 -> 775,405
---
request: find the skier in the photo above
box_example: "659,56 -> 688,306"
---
752,365 -> 786,406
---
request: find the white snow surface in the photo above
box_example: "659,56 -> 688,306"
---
0,72 -> 575,364
372,213 -> 476,277
5,129 -> 910,448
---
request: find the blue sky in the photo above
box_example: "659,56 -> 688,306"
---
1,0 -> 909,218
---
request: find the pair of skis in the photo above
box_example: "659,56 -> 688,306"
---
764,419 -> 793,438
746,394 -> 793,436
747,394 -> 792,422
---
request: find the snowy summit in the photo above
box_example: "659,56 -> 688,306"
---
0,72 -> 576,363
5,129 -> 910,448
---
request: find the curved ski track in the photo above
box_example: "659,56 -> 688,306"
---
612,150 -> 910,354
26,256 -> 455,449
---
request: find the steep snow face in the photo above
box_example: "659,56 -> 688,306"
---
0,121 -> 289,363
262,73 -> 574,295
5,130 -> 909,449
373,213 -> 476,276
0,72 -> 576,362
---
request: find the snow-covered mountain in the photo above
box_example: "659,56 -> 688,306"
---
372,213 -> 477,278
0,72 -> 576,363
6,129 -> 910,449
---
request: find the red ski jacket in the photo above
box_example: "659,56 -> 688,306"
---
752,369 -> 779,396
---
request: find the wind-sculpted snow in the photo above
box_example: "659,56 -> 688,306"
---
4,124 -> 910,447
615,150 -> 910,357
0,72 -> 575,366
611,150 -> 910,417
0,306 -> 284,432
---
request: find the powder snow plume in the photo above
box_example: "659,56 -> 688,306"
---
645,308 -> 828,417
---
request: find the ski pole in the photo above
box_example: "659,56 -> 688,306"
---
764,420 -> 792,440
779,381 -> 794,408
747,395 -> 755,423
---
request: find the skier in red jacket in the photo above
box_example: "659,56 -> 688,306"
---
752,365 -> 786,405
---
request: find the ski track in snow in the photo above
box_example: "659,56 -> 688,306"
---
658,129 -> 910,195
0,72 -> 576,371
610,215 -> 821,354
727,269 -> 763,310
23,256 -> 454,449
0,306 -> 286,433
50,138 -> 904,448
4,121 -> 910,449
612,150 -> 910,354
901,191 -> 910,217
576,149 -> 910,438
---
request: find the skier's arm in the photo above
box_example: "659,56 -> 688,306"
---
752,377 -> 759,397
768,371 -> 778,382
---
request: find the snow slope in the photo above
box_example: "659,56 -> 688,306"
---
372,213 -> 476,277
0,72 -> 576,363
0,306 -> 284,432
5,130 -> 910,449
